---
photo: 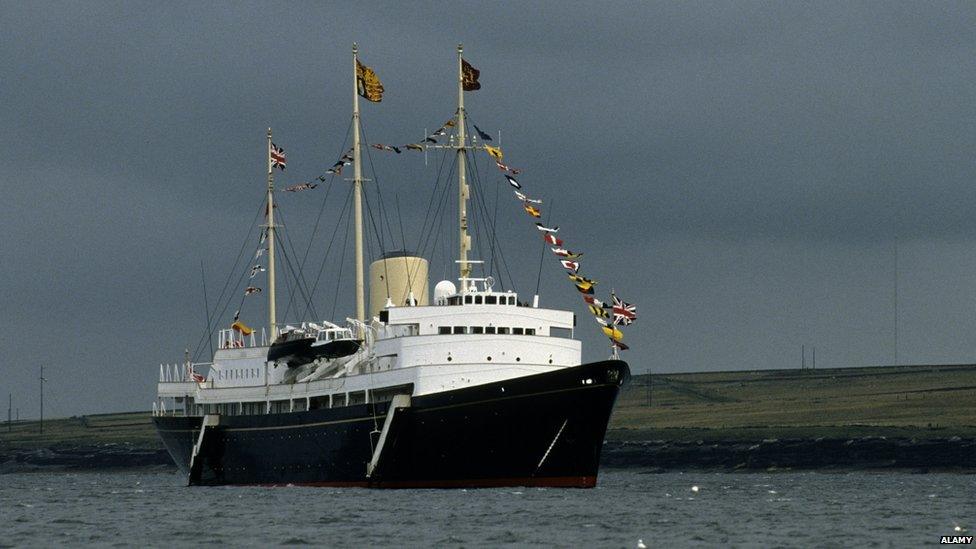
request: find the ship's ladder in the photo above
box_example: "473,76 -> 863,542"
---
188,414 -> 220,485
365,394 -> 411,479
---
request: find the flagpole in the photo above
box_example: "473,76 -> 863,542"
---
266,128 -> 277,341
456,44 -> 471,288
352,43 -> 366,325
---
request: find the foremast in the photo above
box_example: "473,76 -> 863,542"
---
265,128 -> 277,339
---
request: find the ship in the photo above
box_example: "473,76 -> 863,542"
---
152,44 -> 631,488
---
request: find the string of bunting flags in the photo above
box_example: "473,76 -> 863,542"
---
500,150 -> 638,352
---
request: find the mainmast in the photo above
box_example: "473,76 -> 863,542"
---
456,44 -> 472,288
352,44 -> 366,323
265,128 -> 277,338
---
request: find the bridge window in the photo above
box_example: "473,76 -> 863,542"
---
438,326 -> 451,334
497,327 -> 510,334
525,328 -> 536,335
464,295 -> 473,304
485,326 -> 496,334
486,295 -> 497,305
475,295 -> 483,304
471,326 -> 484,334
453,326 -> 467,334
513,328 -> 524,335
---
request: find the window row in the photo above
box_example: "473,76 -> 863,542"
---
437,326 -> 536,335
446,294 -> 519,306
214,368 -> 260,381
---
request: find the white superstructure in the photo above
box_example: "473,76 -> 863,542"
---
156,280 -> 580,416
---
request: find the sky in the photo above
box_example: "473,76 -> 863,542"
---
2,1 -> 976,418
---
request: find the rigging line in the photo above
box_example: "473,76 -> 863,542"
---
440,169 -> 454,283
393,193 -> 414,296
358,123 -> 400,251
464,115 -> 505,284
200,261 -> 214,361
361,187 -> 391,300
192,200 -> 265,361
465,143 -> 495,281
413,153 -> 457,283
276,207 -> 318,322
415,144 -> 452,254
425,157 -> 457,283
490,157 -> 500,278
303,185 -> 354,321
274,227 -> 316,325
276,230 -> 296,323
357,124 -> 396,310
535,199 -> 554,296
463,114 -> 518,292
330,196 -> 354,321
466,147 -> 517,293
282,119 -> 351,321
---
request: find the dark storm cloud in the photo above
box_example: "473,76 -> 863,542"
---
2,1 -> 975,417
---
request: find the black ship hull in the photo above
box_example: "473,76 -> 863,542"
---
154,360 -> 629,488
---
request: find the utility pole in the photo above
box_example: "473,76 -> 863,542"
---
893,235 -> 899,366
7,393 -> 11,432
39,365 -> 46,434
813,346 -> 816,370
801,345 -> 806,370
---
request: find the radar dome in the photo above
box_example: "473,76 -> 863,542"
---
433,280 -> 457,303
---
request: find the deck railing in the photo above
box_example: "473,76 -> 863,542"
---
159,361 -> 212,383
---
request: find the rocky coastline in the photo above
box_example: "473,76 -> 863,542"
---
601,436 -> 976,472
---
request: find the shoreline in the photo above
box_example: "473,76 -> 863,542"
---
3,436 -> 973,474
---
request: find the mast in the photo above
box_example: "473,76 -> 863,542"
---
456,44 -> 472,288
266,128 -> 277,338
352,44 -> 366,323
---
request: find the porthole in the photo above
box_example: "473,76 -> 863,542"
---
487,356 -> 492,361
549,359 -> 553,364
447,356 -> 452,362
516,357 -> 521,362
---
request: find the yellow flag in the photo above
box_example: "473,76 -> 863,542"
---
231,321 -> 254,336
485,145 -> 503,162
356,60 -> 384,103
601,326 -> 624,342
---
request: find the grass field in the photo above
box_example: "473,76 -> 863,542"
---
2,364 -> 974,450
611,363 -> 976,441
0,412 -> 160,450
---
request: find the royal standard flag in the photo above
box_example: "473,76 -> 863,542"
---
461,58 -> 481,91
356,59 -> 384,102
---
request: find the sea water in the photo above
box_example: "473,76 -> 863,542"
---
1,470 -> 972,547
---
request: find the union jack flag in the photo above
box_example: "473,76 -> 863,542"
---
270,142 -> 286,171
611,292 -> 637,325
